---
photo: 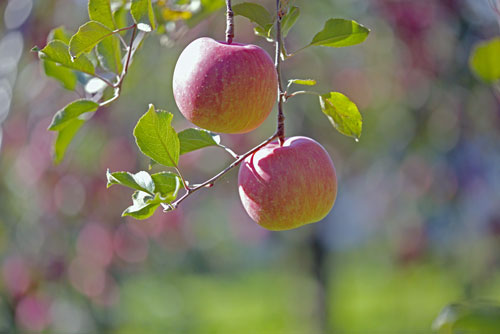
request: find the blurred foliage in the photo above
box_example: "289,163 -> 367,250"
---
1,0 -> 500,333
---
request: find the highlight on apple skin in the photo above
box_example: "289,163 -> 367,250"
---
172,37 -> 278,134
238,136 -> 338,231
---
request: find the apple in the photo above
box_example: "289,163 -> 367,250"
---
173,37 -> 278,134
238,136 -> 337,230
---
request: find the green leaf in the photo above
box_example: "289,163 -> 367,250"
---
310,18 -> 370,48
469,37 -> 500,83
47,26 -> 72,44
254,24 -> 274,42
319,92 -> 362,141
43,60 -> 78,90
69,21 -> 114,58
53,118 -> 85,164
133,104 -> 180,167
122,191 -> 162,219
48,99 -> 99,131
433,302 -> 500,334
281,6 -> 300,38
288,79 -> 317,87
151,172 -> 181,201
131,0 -> 156,31
97,35 -> 123,74
233,2 -> 272,29
89,0 -> 116,30
106,170 -> 155,195
178,128 -> 221,155
38,40 -> 95,74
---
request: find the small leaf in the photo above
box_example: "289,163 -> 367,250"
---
96,36 -> 123,74
69,21 -> 114,58
88,0 -> 116,30
151,172 -> 181,201
254,24 -> 274,42
319,92 -> 362,140
47,26 -> 72,44
310,18 -> 370,48
43,60 -> 78,90
131,0 -> 156,31
178,128 -> 221,155
133,104 -> 180,167
53,118 -> 85,164
281,6 -> 300,38
106,170 -> 155,195
469,37 -> 500,83
233,2 -> 273,29
122,191 -> 162,219
48,100 -> 99,131
38,40 -> 95,74
288,79 -> 317,87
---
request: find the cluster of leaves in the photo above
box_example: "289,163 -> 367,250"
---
34,0 -> 227,164
233,2 -> 368,140
107,104 -> 227,219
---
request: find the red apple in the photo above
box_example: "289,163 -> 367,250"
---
173,37 -> 277,134
238,136 -> 337,230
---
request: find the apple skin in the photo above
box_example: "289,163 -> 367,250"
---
173,37 -> 278,134
238,136 -> 337,231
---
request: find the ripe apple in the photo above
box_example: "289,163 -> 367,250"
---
173,37 -> 277,134
238,136 -> 337,230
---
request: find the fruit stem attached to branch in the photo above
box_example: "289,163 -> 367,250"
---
225,0 -> 234,44
275,0 -> 285,146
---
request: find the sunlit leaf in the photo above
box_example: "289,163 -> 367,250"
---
133,104 -> 180,167
178,128 -> 221,155
48,99 -> 99,131
89,0 -> 116,30
319,92 -> 362,140
310,18 -> 370,48
131,0 -> 156,31
151,172 -> 181,201
97,35 -> 123,74
161,7 -> 192,21
53,118 -> 85,164
233,2 -> 272,29
288,79 -> 316,87
38,40 -> 95,74
47,26 -> 72,44
42,60 -> 77,90
69,21 -> 114,58
122,191 -> 162,219
106,170 -> 155,195
469,37 -> 500,83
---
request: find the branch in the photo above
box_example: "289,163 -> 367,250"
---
275,0 -> 285,146
166,132 -> 279,210
98,25 -> 139,107
226,0 -> 234,44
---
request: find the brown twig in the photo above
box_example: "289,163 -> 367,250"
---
226,0 -> 234,44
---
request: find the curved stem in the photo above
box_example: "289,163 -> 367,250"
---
225,0 -> 234,44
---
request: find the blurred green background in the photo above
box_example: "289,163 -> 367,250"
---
1,0 -> 500,333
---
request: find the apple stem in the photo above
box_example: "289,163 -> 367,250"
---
225,0 -> 234,44
275,0 -> 285,146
